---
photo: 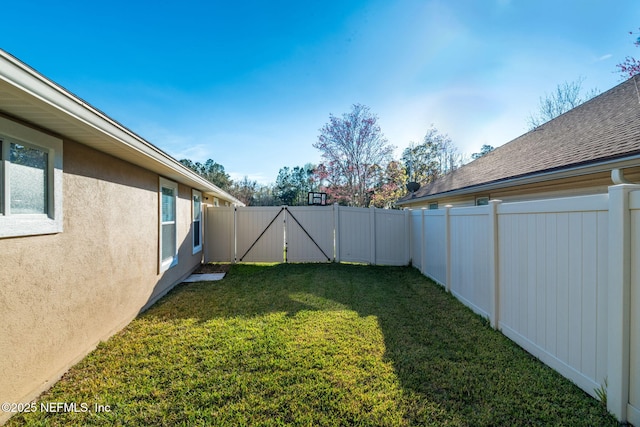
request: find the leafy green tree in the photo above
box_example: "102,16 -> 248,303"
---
275,164 -> 316,205
179,158 -> 232,190
471,144 -> 495,160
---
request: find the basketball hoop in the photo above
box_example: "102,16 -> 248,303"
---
308,192 -> 327,206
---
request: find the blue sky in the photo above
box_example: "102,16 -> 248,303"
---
3,1 -> 640,184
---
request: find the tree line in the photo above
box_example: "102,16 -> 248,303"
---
178,74 -> 593,208
181,88 -> 608,207
180,103 -> 494,208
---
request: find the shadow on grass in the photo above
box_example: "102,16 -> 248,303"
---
141,263 -> 617,426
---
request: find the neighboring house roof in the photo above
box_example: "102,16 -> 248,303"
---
398,75 -> 640,205
0,49 -> 244,206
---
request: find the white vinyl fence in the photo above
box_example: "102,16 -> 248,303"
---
409,185 -> 640,424
204,184 -> 639,423
627,189 -> 640,425
205,204 -> 410,265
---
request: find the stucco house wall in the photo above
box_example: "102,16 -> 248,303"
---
0,49 -> 244,425
0,135 -> 206,420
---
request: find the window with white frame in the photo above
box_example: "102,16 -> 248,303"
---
159,178 -> 178,272
192,189 -> 202,254
0,116 -> 63,239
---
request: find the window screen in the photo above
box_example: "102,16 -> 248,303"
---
9,143 -> 48,214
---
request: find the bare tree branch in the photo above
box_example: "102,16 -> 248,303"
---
313,104 -> 394,207
527,78 -> 598,129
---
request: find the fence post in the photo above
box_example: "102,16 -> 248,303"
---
233,206 -> 238,263
404,208 -> 411,265
407,209 -> 413,265
421,208 -> 427,276
607,184 -> 639,421
444,205 -> 452,292
488,200 -> 502,329
370,206 -> 377,265
333,203 -> 340,263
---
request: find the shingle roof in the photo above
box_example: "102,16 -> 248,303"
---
399,75 -> 640,202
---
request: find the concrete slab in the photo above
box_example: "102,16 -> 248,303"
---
182,273 -> 226,282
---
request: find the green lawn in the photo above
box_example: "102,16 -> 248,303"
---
8,263 -> 617,426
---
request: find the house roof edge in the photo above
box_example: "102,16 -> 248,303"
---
0,49 -> 245,206
396,155 -> 640,205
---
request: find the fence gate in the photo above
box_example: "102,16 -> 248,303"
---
284,206 -> 334,262
207,206 -> 334,263
205,205 -> 410,265
236,207 -> 285,262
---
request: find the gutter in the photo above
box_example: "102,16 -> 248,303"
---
397,155 -> 640,206
611,168 -> 640,184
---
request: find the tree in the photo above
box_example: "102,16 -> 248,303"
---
313,163 -> 352,205
314,104 -> 394,207
471,144 -> 495,160
401,126 -> 462,185
274,164 -> 316,206
369,160 -> 407,209
618,57 -> 640,78
527,78 -> 598,129
253,184 -> 279,206
179,158 -> 232,190
617,29 -> 640,78
229,176 -> 258,206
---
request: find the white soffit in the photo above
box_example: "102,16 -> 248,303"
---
0,50 -> 243,206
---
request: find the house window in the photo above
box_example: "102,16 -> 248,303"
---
159,178 -> 178,272
0,116 -> 63,239
192,189 -> 202,254
475,197 -> 489,206
428,202 -> 438,210
9,143 -> 48,214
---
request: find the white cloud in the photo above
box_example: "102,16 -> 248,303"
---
167,144 -> 214,162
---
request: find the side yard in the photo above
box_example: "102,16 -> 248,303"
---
7,264 -> 617,426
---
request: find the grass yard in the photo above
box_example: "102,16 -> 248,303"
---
8,263 -> 617,426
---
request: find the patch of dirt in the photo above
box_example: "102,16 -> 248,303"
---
193,263 -> 232,274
